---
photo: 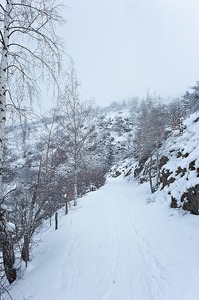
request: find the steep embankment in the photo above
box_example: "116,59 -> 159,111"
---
110,111 -> 199,214
159,111 -> 199,213
5,177 -> 199,300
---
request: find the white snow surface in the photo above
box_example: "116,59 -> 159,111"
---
6,176 -> 199,300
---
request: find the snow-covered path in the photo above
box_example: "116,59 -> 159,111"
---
6,177 -> 199,300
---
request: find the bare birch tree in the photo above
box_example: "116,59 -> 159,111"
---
58,66 -> 95,206
134,94 -> 166,192
21,116 -> 56,263
167,99 -> 185,134
0,0 -> 65,283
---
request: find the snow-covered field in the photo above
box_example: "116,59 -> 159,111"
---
5,176 -> 199,300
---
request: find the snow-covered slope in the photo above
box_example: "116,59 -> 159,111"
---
5,177 -> 199,300
158,111 -> 199,212
110,111 -> 199,214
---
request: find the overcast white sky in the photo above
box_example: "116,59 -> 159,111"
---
63,0 -> 199,106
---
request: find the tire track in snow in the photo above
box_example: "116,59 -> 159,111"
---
139,237 -> 168,300
99,187 -> 144,300
54,180 -> 169,300
101,206 -> 119,300
120,191 -> 170,300
114,195 -> 146,300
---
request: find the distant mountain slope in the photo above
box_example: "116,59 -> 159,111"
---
4,102 -> 137,197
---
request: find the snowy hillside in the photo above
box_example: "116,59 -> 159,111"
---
3,102 -> 136,217
110,110 -> 199,214
158,111 -> 199,212
2,101 -> 199,299
4,177 -> 199,300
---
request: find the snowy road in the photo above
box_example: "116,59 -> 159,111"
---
6,177 -> 199,300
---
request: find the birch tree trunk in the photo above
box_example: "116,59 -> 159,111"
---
0,1 -> 16,284
0,0 -> 65,283
0,0 -> 10,203
156,148 -> 160,189
74,165 -> 78,206
21,119 -> 54,262
148,154 -> 154,194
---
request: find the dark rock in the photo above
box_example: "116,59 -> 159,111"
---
134,157 -> 147,178
171,196 -> 178,208
124,169 -> 132,177
159,156 -> 169,169
189,160 -> 196,171
112,170 -> 121,178
160,168 -> 175,189
176,151 -> 182,158
193,116 -> 199,123
175,166 -> 186,177
181,185 -> 199,214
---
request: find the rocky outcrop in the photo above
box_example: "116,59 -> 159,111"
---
159,149 -> 199,214
181,185 -> 199,214
109,112 -> 199,215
